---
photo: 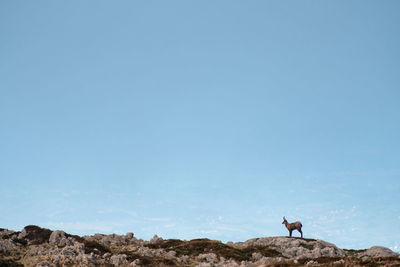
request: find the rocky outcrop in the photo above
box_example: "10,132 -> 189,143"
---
83,232 -> 138,246
1,226 -> 399,266
49,230 -> 74,247
149,234 -> 163,244
0,239 -> 19,253
234,237 -> 345,259
357,246 -> 399,258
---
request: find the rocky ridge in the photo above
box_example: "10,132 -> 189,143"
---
1,225 -> 399,266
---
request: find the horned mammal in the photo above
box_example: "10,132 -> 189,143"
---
282,216 -> 303,238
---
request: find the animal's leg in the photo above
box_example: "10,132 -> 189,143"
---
289,230 -> 292,237
299,229 -> 303,238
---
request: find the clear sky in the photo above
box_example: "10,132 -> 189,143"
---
1,1 -> 399,252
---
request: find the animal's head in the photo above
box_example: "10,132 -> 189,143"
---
282,216 -> 287,224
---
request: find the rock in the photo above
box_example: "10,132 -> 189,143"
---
239,261 -> 253,267
180,255 -> 190,263
166,250 -> 177,258
0,239 -> 18,252
150,234 -> 163,244
235,237 -> 345,259
0,228 -> 16,239
358,246 -> 399,258
136,246 -> 158,257
220,260 -> 240,267
306,260 -> 318,265
84,232 -> 137,246
110,254 -> 128,266
130,259 -> 141,266
61,246 -> 78,257
126,232 -> 138,243
25,246 -> 53,256
197,253 -> 218,263
49,230 -> 73,247
255,256 -> 285,265
334,259 -> 345,265
251,252 -> 263,261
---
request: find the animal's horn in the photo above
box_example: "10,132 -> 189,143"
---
283,216 -> 286,220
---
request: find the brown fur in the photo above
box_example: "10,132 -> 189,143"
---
282,216 -> 303,238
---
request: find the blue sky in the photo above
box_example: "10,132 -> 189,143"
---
1,1 -> 399,251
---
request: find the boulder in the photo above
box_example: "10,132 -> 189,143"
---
150,234 -> 163,244
358,246 -> 399,258
110,254 -> 127,266
49,230 -> 73,247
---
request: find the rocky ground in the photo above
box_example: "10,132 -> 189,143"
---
1,225 -> 399,266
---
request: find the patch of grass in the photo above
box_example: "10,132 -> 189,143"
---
145,238 -> 283,262
84,240 -> 111,255
65,233 -> 85,243
146,239 -> 184,249
242,246 -> 283,258
22,225 -> 52,245
116,250 -> 178,267
299,242 -> 314,250
343,248 -> 367,256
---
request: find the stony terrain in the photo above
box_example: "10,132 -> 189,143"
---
1,226 -> 399,266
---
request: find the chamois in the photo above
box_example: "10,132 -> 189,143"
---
282,216 -> 303,238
